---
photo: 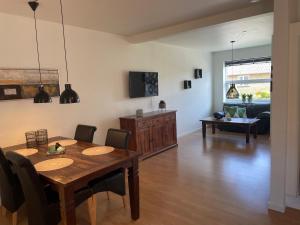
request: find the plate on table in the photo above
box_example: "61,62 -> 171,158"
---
15,148 -> 38,157
82,146 -> 115,156
48,139 -> 77,147
34,158 -> 74,172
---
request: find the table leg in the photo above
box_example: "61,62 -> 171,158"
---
59,186 -> 76,225
202,122 -> 207,138
246,125 -> 251,144
253,124 -> 257,139
128,157 -> 140,220
212,124 -> 216,134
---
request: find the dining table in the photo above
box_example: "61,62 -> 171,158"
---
4,136 -> 140,225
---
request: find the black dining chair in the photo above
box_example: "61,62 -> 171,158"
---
89,128 -> 131,211
0,148 -> 24,225
74,124 -> 97,143
5,151 -> 96,225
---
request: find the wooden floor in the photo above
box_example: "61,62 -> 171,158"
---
1,131 -> 300,225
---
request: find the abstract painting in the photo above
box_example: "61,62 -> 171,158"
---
0,68 -> 60,101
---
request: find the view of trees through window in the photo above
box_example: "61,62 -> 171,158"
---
224,58 -> 271,101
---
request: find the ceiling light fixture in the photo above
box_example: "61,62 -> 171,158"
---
226,41 -> 240,99
28,0 -> 52,104
59,0 -> 80,104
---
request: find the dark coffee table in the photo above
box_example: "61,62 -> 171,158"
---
200,117 -> 260,144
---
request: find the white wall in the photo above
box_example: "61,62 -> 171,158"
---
269,0 -> 298,212
212,45 -> 272,111
285,0 -> 300,209
0,12 -> 213,147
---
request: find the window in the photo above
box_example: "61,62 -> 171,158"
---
224,57 -> 271,102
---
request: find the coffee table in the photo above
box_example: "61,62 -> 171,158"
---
200,117 -> 260,144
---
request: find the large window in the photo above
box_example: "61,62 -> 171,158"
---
224,57 -> 272,102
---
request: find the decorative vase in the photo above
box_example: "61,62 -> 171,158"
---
136,109 -> 143,117
159,100 -> 166,111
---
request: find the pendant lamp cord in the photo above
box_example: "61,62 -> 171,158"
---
59,0 -> 69,83
33,10 -> 42,84
231,41 -> 235,84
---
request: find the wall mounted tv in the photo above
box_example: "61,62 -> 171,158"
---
129,71 -> 158,98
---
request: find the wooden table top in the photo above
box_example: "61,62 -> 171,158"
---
200,117 -> 260,125
4,137 -> 139,188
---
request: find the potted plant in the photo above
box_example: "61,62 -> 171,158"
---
247,94 -> 253,103
241,94 -> 247,104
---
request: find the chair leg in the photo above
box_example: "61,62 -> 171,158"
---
106,192 -> 110,200
87,196 -> 96,225
122,196 -> 126,208
12,212 -> 17,225
1,206 -> 6,216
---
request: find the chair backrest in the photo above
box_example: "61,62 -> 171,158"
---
0,149 -> 24,212
6,151 -> 50,225
105,128 -> 131,149
74,124 -> 97,143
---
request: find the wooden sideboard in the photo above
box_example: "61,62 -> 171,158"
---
120,110 -> 177,159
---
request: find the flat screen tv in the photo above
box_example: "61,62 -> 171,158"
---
129,71 -> 158,98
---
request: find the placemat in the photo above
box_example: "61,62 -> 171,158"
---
82,146 -> 115,156
48,139 -> 77,147
34,158 -> 74,172
15,148 -> 38,157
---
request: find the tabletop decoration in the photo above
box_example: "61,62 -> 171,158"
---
47,143 -> 66,155
82,146 -> 115,156
34,158 -> 74,172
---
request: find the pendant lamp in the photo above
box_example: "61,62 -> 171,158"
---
226,41 -> 240,99
29,1 -> 52,103
59,0 -> 80,104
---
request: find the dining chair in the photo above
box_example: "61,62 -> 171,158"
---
6,151 -> 96,225
0,148 -> 24,225
74,124 -> 97,143
89,128 -> 131,211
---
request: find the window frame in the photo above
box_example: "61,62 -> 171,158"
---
223,57 -> 272,104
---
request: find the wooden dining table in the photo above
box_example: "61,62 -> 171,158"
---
4,136 -> 140,225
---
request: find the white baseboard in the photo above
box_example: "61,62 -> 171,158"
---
268,201 -> 286,212
178,128 -> 201,138
286,195 -> 300,210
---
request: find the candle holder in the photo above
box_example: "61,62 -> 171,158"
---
25,131 -> 37,148
36,129 -> 48,145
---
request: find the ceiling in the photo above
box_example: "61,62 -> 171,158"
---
157,13 -> 273,52
0,0 -> 272,36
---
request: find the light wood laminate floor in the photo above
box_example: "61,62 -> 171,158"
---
1,131 -> 300,225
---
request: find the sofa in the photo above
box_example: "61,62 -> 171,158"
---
215,103 -> 270,134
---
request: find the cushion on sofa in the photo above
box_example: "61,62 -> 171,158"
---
224,106 -> 238,118
237,107 -> 247,118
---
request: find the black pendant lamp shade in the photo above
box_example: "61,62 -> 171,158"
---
226,84 -> 239,99
34,85 -> 52,103
59,0 -> 80,104
226,40 -> 239,99
29,0 -> 52,103
60,84 -> 80,104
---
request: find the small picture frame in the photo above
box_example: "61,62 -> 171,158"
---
184,80 -> 192,89
194,69 -> 202,79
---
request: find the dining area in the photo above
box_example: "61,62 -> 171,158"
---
0,125 -> 140,225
